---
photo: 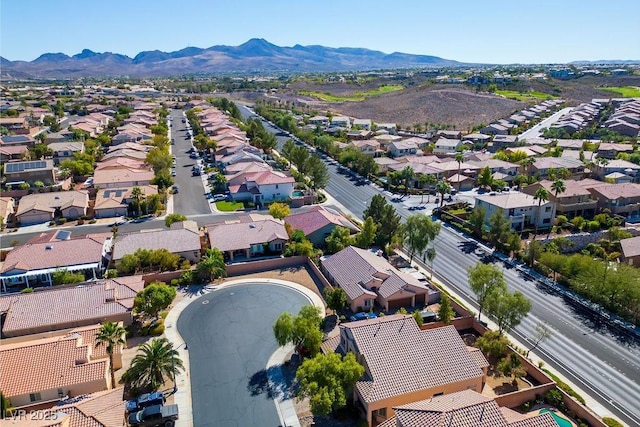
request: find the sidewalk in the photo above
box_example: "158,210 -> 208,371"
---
164,278 -> 325,427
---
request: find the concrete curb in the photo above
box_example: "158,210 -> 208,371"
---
165,278 -> 325,427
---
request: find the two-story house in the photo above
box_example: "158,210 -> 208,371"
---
475,192 -> 556,232
388,139 -> 419,158
522,180 -> 597,218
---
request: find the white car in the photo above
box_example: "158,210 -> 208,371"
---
171,169 -> 177,177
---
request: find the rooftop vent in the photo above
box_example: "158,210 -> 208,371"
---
45,244 -> 54,250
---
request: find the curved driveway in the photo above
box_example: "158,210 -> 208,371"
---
177,282 -> 311,427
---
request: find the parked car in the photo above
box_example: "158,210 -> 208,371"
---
125,392 -> 166,414
349,312 -> 377,322
127,404 -> 178,427
171,169 -> 176,177
172,185 -> 179,194
212,194 -> 228,201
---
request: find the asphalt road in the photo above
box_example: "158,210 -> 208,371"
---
169,109 -> 211,216
176,283 -> 309,427
239,105 -> 640,426
518,107 -> 573,141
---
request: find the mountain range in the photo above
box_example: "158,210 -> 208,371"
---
0,38 -> 461,79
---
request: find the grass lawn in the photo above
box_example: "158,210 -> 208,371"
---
215,201 -> 244,211
495,90 -> 556,101
598,86 -> 640,97
301,85 -> 404,102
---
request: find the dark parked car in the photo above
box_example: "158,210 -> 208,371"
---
125,392 -> 166,414
127,404 -> 178,427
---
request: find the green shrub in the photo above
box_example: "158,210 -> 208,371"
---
602,418 -> 624,427
179,270 -> 196,286
21,287 -> 34,293
140,319 -> 165,336
58,217 -> 67,224
542,369 -> 586,404
170,278 -> 180,287
49,221 -> 55,226
149,322 -> 165,336
587,221 -> 600,232
88,219 -> 97,224
544,389 -> 564,408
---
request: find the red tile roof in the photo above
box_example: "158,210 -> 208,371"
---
0,232 -> 111,274
0,333 -> 107,399
285,206 -> 359,236
0,277 -> 143,336
206,219 -> 288,252
339,316 -> 485,403
53,388 -> 125,427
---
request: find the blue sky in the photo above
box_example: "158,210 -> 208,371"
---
2,0 -> 639,63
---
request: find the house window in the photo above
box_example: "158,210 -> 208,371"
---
508,208 -> 514,216
433,392 -> 444,397
543,218 -> 550,224
364,299 -> 371,307
545,206 -> 551,212
376,408 -> 387,418
30,393 -> 42,402
275,184 -> 279,189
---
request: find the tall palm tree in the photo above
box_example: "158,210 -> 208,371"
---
533,187 -> 549,238
124,338 -> 184,392
95,322 -> 127,388
435,180 -> 452,207
520,157 -> 535,176
547,179 -> 566,238
454,152 -> 464,192
400,166 -> 415,196
131,186 -> 144,217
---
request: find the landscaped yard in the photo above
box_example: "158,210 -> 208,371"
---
215,200 -> 244,211
300,85 -> 404,102
598,86 -> 640,97
495,90 -> 556,101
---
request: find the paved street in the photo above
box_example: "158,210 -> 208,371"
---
518,107 -> 573,141
239,105 -> 640,426
176,283 -> 309,427
169,109 -> 212,216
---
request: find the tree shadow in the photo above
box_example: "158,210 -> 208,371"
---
247,365 -> 293,400
179,284 -> 213,298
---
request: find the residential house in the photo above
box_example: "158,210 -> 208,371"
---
227,169 -> 295,204
480,123 -> 509,136
433,138 -> 462,155
0,329 -> 112,408
377,389 -> 559,427
206,216 -> 288,261
620,236 -> 640,267
461,133 -> 491,145
436,130 -> 463,139
606,120 -> 640,137
522,180 -> 597,218
47,141 -> 84,165
93,185 -> 157,218
586,183 -> 640,220
330,116 -> 351,129
350,139 -> 381,157
475,192 -> 556,231
531,157 -> 585,179
376,123 -> 397,134
95,156 -> 148,172
488,135 -> 519,152
15,190 -> 89,225
0,117 -> 29,134
0,134 -> 35,147
374,133 -> 402,149
323,316 -> 487,426
353,118 -> 372,130
597,142 -> 634,159
13,388 -> 126,427
285,205 -> 360,246
388,139 -> 419,158
321,246 -> 439,312
0,144 -> 28,161
93,167 -> 154,189
596,158 -> 640,182
0,276 -> 143,336
467,158 -> 519,183
374,157 -> 401,174
3,159 -> 56,185
0,197 -> 16,226
308,115 -> 329,127
0,231 -> 112,291
112,221 -> 201,264
347,129 -> 374,140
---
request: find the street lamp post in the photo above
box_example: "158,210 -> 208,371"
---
172,342 -> 187,394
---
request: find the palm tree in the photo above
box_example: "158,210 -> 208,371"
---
131,186 -> 144,217
547,179 -> 566,238
454,153 -> 464,192
95,322 -> 127,388
435,180 -> 452,207
533,187 -> 549,238
400,166 -> 415,196
124,338 -> 184,392
520,157 -> 535,176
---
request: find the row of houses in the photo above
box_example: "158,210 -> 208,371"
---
550,101 -> 603,135
604,99 -> 640,137
481,99 -> 565,136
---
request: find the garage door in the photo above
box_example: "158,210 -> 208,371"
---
387,297 -> 413,311
415,294 -> 426,306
